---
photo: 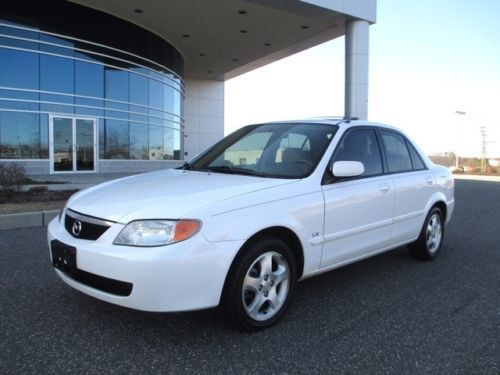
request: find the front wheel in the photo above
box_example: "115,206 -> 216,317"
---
223,236 -> 297,331
408,207 -> 445,260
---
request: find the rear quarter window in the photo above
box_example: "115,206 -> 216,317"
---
406,140 -> 426,170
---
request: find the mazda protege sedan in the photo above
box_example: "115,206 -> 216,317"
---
48,118 -> 454,330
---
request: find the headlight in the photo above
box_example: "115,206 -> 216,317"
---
113,220 -> 201,247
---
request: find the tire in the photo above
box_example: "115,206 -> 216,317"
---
408,207 -> 445,260
223,235 -> 297,331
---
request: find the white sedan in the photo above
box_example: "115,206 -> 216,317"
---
48,119 -> 454,330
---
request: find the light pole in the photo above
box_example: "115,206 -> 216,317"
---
455,110 -> 466,169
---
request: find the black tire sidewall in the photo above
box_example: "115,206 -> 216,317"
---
411,207 -> 445,260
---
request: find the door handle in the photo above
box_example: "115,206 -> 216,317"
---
378,183 -> 391,192
426,176 -> 434,185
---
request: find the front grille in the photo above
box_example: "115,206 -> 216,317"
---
64,209 -> 113,240
51,240 -> 133,297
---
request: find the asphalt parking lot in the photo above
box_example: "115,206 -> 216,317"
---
1,179 -> 499,374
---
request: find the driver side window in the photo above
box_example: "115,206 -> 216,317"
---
333,129 -> 383,177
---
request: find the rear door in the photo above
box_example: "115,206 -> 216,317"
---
378,130 -> 435,243
320,128 -> 394,268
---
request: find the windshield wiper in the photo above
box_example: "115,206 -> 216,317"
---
178,161 -> 196,171
204,165 -> 266,177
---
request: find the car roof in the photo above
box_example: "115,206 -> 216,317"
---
260,118 -> 403,133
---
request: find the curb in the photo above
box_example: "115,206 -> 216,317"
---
0,210 -> 59,231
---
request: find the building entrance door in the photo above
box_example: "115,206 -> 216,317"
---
49,115 -> 97,173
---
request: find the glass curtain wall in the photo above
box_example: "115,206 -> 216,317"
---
0,11 -> 184,162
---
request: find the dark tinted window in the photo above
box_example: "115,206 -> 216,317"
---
333,129 -> 383,176
105,68 -> 129,102
0,17 -> 183,161
75,61 -> 104,97
40,114 -> 49,159
0,112 -> 40,158
129,123 -> 149,160
149,125 -> 164,160
40,55 -> 74,93
406,141 -> 426,170
380,130 -> 412,173
0,48 -> 39,89
163,127 -> 175,160
130,72 -> 149,106
39,34 -> 74,57
104,120 -> 129,159
149,78 -> 164,122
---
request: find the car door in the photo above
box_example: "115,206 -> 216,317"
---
378,130 -> 436,244
320,128 -> 395,269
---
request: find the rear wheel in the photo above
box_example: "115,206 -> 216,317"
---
408,207 -> 444,260
223,236 -> 297,331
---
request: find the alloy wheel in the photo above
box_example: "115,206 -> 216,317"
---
426,213 -> 442,254
242,251 -> 290,321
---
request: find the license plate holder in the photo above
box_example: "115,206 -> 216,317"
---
51,240 -> 77,275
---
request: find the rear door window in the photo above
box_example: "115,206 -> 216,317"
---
380,130 -> 412,173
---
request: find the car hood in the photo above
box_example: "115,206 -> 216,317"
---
67,169 -> 298,223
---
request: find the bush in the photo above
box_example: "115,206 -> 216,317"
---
0,163 -> 27,194
28,186 -> 49,194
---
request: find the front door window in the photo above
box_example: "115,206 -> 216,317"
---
50,116 -> 96,173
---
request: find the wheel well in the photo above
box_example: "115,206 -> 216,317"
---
433,201 -> 447,221
245,227 -> 305,279
221,226 -> 305,304
224,227 -> 304,289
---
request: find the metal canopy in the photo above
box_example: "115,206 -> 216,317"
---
69,0 -> 372,80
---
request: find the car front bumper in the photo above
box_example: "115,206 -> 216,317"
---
47,216 -> 243,312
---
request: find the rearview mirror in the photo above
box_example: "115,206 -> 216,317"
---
330,161 -> 365,177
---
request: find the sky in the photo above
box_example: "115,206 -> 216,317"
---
225,0 -> 500,158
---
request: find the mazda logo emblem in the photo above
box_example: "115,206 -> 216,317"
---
72,220 -> 82,236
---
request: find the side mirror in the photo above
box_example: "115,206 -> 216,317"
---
330,161 -> 365,177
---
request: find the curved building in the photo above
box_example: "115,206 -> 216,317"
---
1,0 -> 184,174
0,0 -> 375,175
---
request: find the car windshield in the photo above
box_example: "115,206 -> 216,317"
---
189,123 -> 338,178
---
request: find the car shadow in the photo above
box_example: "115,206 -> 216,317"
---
55,244 -> 441,339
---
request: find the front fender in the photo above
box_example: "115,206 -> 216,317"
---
199,191 -> 325,277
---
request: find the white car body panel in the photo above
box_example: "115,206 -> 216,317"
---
67,168 -> 297,223
48,120 -> 455,313
48,217 -> 244,312
321,174 -> 395,267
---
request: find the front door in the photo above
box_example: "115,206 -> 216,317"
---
50,115 -> 97,173
320,128 -> 394,268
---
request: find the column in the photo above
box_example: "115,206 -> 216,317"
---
345,20 -> 370,120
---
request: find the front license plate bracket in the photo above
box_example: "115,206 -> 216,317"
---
51,240 -> 77,275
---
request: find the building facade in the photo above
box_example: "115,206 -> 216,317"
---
0,0 -> 376,175
1,0 -> 184,174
